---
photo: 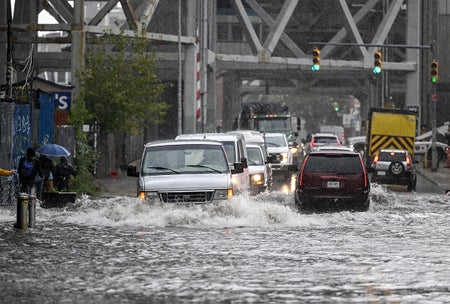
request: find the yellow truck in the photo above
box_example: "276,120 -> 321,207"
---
366,107 -> 417,165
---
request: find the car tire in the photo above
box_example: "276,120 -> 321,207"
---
389,161 -> 404,175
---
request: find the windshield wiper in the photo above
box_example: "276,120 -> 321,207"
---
147,166 -> 180,174
186,164 -> 223,173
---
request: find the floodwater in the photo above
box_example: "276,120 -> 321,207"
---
1,185 -> 450,303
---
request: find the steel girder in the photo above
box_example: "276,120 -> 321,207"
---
0,0 -> 422,123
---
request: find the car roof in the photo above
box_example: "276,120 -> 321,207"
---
228,130 -> 265,143
308,149 -> 359,156
316,146 -> 353,152
145,139 -> 224,148
246,143 -> 263,149
312,132 -> 339,138
264,132 -> 286,137
176,133 -> 244,141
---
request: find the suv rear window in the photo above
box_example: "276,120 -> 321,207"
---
314,136 -> 339,144
304,154 -> 363,174
378,151 -> 406,162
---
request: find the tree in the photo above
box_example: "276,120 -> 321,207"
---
77,30 -> 170,135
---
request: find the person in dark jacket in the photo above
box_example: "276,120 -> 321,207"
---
39,154 -> 56,192
54,157 -> 77,191
18,147 -> 43,197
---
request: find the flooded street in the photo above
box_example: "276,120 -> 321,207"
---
1,185 -> 450,303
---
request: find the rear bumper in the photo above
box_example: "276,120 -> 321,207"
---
371,172 -> 414,185
295,190 -> 369,206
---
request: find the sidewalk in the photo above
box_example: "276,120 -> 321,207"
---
97,170 -> 137,197
416,161 -> 450,194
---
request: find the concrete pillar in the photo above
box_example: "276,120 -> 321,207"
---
71,0 -> 85,100
222,71 -> 240,131
405,0 -> 421,124
183,0 -> 198,133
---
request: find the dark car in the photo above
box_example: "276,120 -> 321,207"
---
371,149 -> 417,191
292,149 -> 370,212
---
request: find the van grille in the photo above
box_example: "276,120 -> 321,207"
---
160,191 -> 214,203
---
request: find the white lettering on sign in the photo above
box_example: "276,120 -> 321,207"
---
54,92 -> 72,110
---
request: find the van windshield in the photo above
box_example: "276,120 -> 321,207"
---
247,147 -> 264,165
142,144 -> 229,175
266,136 -> 287,147
304,154 -> 363,174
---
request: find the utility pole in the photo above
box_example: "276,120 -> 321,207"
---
6,0 -> 13,101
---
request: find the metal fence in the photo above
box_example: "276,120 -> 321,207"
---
0,175 -> 19,206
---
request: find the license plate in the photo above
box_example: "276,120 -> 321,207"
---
327,181 -> 340,188
377,171 -> 386,176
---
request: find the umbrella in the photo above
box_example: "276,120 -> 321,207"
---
36,144 -> 71,157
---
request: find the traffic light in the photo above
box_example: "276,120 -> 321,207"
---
332,101 -> 340,112
312,48 -> 320,71
373,50 -> 382,74
430,61 -> 438,83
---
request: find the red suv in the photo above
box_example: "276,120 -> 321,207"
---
293,150 -> 370,211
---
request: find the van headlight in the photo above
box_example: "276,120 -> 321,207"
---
251,173 -> 264,185
139,191 -> 159,202
215,189 -> 232,199
280,153 -> 289,164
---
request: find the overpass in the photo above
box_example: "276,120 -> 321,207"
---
0,0 -> 436,134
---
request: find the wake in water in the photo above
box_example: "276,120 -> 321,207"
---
1,185 -> 448,229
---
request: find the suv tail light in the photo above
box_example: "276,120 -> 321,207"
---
359,156 -> 368,188
372,153 -> 379,167
298,155 -> 309,187
309,138 -> 316,148
405,153 -> 411,170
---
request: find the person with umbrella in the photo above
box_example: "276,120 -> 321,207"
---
39,154 -> 56,192
54,156 -> 77,191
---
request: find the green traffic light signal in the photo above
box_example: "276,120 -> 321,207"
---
332,102 -> 339,112
430,61 -> 438,83
312,48 -> 320,71
373,50 -> 382,74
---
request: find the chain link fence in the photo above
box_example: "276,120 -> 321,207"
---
0,175 -> 19,206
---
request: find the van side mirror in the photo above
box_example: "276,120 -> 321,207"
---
241,157 -> 248,168
127,165 -> 139,177
266,155 -> 276,163
232,162 -> 244,174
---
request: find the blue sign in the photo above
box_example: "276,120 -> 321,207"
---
54,92 -> 71,111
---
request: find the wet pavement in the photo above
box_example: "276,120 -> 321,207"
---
415,160 -> 450,194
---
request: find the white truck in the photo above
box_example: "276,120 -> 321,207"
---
414,122 -> 450,162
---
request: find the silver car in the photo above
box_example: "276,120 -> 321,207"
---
127,139 -> 241,204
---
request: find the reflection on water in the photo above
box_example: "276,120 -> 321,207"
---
1,185 -> 450,303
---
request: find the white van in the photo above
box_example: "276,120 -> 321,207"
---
127,139 -> 240,204
319,125 -> 346,144
175,133 -> 250,194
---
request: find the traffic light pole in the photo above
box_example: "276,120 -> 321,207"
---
430,40 -> 438,172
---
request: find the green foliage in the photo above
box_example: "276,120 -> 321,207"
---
68,97 -> 101,195
77,30 -> 171,135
